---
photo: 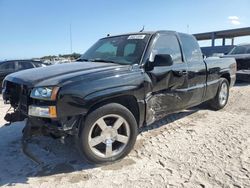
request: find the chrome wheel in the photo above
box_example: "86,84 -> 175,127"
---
219,82 -> 228,106
88,114 -> 130,159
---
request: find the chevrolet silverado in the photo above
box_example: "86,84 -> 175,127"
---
2,31 -> 236,164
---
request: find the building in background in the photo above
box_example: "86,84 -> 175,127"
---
193,27 -> 250,57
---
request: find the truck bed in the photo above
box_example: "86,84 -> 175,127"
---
237,70 -> 250,82
205,56 -> 236,87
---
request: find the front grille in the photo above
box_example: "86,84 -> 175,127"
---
6,81 -> 30,115
20,89 -> 28,114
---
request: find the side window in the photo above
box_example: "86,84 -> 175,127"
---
0,62 -> 15,72
18,62 -> 34,70
152,34 -> 182,64
179,34 -> 203,63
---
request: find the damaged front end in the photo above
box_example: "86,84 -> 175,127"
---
2,80 -> 81,164
3,81 -> 28,123
3,80 -> 80,133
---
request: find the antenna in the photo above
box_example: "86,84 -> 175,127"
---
140,25 -> 145,32
187,24 -> 189,34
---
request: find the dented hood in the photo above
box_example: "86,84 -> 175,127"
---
4,61 -> 124,87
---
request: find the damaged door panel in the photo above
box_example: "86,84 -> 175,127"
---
144,33 -> 189,124
145,66 -> 189,124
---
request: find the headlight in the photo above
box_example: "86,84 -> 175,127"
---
28,105 -> 57,118
30,86 -> 59,100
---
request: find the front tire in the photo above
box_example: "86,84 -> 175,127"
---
79,103 -> 138,164
208,78 -> 229,110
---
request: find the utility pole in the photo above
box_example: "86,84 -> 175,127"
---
70,23 -> 73,54
187,24 -> 190,34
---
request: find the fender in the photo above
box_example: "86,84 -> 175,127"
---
57,85 -> 146,126
84,85 -> 140,105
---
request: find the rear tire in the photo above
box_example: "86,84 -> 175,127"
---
208,78 -> 229,110
79,103 -> 138,164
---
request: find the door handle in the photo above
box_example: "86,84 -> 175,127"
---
181,70 -> 188,75
175,70 -> 188,76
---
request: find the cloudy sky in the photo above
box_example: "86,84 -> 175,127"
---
228,16 -> 241,25
0,0 -> 250,59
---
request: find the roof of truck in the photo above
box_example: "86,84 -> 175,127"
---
101,30 -> 180,39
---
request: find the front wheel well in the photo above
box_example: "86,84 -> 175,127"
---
221,73 -> 231,85
87,95 -> 140,126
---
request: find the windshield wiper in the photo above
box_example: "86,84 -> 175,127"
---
89,59 -> 120,64
77,58 -> 121,64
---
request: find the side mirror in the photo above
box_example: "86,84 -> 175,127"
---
153,54 -> 173,67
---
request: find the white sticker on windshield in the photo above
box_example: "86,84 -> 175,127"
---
128,35 -> 146,40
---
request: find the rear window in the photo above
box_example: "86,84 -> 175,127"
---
179,34 -> 203,63
124,43 -> 136,56
96,42 -> 117,56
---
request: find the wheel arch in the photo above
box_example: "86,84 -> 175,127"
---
220,72 -> 231,85
86,95 -> 141,127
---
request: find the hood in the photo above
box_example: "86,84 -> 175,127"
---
5,61 -> 126,87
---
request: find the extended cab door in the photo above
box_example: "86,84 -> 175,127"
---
144,33 -> 189,124
178,33 -> 207,107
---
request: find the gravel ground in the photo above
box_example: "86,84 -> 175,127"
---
0,83 -> 250,188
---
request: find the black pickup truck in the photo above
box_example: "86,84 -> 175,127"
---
2,31 -> 236,164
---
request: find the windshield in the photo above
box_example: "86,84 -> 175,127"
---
79,34 -> 151,65
229,45 -> 250,55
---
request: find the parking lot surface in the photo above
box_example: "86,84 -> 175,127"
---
0,83 -> 250,188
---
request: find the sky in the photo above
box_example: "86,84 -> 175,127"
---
0,0 -> 250,60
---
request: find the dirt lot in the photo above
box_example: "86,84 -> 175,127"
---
0,83 -> 250,188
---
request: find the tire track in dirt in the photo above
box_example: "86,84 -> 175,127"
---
1,85 -> 250,187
